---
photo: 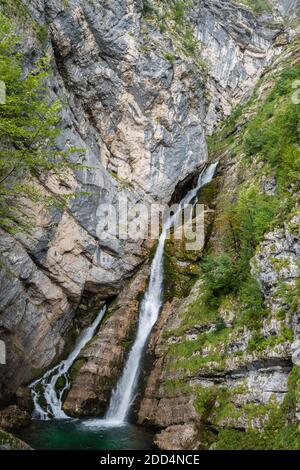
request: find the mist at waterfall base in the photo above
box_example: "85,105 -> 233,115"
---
25,163 -> 217,450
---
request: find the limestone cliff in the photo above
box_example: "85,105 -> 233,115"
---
138,31 -> 300,450
0,0 -> 299,451
63,0 -> 298,431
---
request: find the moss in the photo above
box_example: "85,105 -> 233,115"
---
164,51 -> 176,63
163,378 -> 192,397
0,0 -> 33,24
199,368 -> 300,450
197,176 -> 221,207
194,386 -> 217,415
142,0 -> 206,70
69,358 -> 87,383
163,237 -> 200,301
0,429 -> 30,450
247,327 -> 293,354
284,365 -> 300,421
0,0 -> 49,45
36,24 -> 48,46
238,0 -> 272,14
171,353 -> 226,373
214,417 -> 300,450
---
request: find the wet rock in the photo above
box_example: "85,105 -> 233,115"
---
64,265 -> 150,416
16,386 -> 34,413
0,406 -> 31,431
0,229 -> 72,404
0,428 -> 32,450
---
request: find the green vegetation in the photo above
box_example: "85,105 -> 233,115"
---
0,0 -> 50,46
161,43 -> 300,450
69,358 -> 87,383
239,0 -> 272,14
36,24 -> 49,46
213,366 -> 300,449
243,67 -> 300,195
142,0 -> 205,69
0,13 -> 80,233
199,58 -> 300,341
164,238 -> 200,301
0,428 -> 30,449
0,0 -> 34,26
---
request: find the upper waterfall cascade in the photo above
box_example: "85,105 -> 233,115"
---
104,162 -> 218,424
30,163 -> 217,424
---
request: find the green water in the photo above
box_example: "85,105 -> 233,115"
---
17,419 -> 154,450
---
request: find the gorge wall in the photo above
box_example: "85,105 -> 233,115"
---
0,0 -> 299,450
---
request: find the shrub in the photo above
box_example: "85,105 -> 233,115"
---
0,13 -> 79,233
201,252 -> 236,295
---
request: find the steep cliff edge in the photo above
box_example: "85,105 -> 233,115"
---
63,0 -> 295,423
138,35 -> 300,450
1,0 -> 209,402
0,0 -> 299,452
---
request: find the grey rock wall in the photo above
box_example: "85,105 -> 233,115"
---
0,0 -> 290,403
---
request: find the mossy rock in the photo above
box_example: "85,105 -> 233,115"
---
69,358 -> 88,383
197,176 -> 221,208
0,428 -> 32,450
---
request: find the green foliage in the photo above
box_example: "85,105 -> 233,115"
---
243,64 -> 300,193
0,13 -> 80,233
239,0 -> 272,14
227,186 -> 278,266
201,252 -> 236,296
36,24 -> 49,46
164,378 -> 192,396
197,185 -> 277,332
0,0 -> 33,25
142,0 -> 157,17
173,0 -> 186,25
141,0 -> 205,69
194,385 -> 216,415
163,51 -> 176,63
198,368 -> 300,450
238,275 -> 268,329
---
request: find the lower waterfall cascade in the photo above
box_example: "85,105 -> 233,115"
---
30,306 -> 107,420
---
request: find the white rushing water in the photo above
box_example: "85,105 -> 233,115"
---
103,162 -> 218,424
30,305 -> 107,420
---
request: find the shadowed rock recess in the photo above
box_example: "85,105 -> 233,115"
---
0,0 -> 299,450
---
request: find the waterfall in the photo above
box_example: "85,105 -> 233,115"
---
30,305 -> 107,420
104,162 -> 218,424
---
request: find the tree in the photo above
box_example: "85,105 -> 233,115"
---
0,13 -> 79,233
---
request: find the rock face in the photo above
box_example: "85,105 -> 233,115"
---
64,264 -> 150,416
154,423 -> 200,450
0,428 -> 32,450
0,406 -> 31,432
58,0 -> 290,418
138,34 -> 300,449
0,0 -> 208,400
192,0 -> 285,133
0,228 -> 71,404
0,0 -> 298,449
